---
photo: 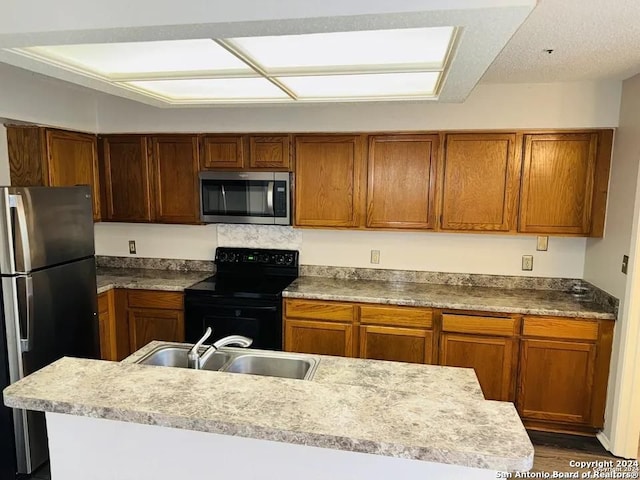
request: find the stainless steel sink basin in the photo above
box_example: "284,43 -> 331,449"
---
223,353 -> 317,380
136,346 -> 230,371
133,344 -> 319,380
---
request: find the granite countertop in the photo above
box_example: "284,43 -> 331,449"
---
96,267 -> 211,294
4,343 -> 533,472
283,276 -> 616,320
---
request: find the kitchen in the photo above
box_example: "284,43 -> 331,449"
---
1,0 -> 640,478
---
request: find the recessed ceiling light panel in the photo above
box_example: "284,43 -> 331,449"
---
126,78 -> 291,101
229,27 -> 455,72
278,72 -> 441,99
24,40 -> 252,78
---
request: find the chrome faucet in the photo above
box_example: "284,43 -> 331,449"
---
187,327 -> 253,370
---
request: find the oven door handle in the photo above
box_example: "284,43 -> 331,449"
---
187,302 -> 278,312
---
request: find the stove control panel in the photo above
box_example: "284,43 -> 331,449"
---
215,248 -> 299,268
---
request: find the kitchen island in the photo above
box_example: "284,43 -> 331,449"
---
3,342 -> 533,480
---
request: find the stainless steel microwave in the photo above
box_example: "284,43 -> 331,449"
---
199,171 -> 291,225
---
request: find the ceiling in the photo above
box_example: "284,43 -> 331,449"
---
0,0 -> 638,106
483,0 -> 640,83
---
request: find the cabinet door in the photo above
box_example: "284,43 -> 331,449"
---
128,308 -> 185,352
294,135 -> 365,227
201,135 -> 244,169
439,333 -> 517,401
249,135 -> 290,169
519,133 -> 597,234
46,130 -> 101,221
517,339 -> 596,425
284,319 -> 353,357
360,325 -> 432,364
97,291 -> 117,361
367,134 -> 438,229
151,136 -> 200,224
440,133 -> 519,231
102,135 -> 154,222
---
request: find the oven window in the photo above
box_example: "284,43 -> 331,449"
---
202,180 -> 271,217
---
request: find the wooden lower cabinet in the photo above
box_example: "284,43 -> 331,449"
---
97,290 -> 117,360
439,333 -> 517,401
360,325 -> 432,364
285,319 -> 354,357
128,308 -> 185,352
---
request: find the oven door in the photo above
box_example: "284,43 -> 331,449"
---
199,172 -> 290,225
185,296 -> 283,351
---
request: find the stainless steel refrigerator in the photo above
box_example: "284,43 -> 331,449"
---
0,186 -> 99,478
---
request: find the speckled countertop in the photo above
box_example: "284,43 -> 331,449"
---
4,343 -> 533,472
283,277 -> 616,320
96,267 -> 211,294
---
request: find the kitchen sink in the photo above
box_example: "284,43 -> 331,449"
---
223,353 -> 317,380
133,344 -> 319,380
136,346 -> 230,371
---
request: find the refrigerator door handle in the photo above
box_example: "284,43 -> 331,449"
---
17,276 -> 34,353
9,194 -> 32,274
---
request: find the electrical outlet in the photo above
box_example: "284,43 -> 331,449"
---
370,250 -> 380,264
128,240 -> 137,255
622,255 -> 629,274
536,236 -> 549,251
522,255 -> 533,271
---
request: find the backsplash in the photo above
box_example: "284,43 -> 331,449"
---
96,256 -> 215,272
216,224 -> 302,250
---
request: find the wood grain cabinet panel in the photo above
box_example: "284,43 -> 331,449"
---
440,134 -> 519,231
7,126 -> 101,221
201,135 -> 244,169
367,134 -> 438,229
360,325 -> 432,364
519,133 -> 598,234
439,333 -> 517,401
101,135 -> 154,222
249,135 -> 290,169
128,308 -> 185,352
284,299 -> 355,322
151,136 -> 200,224
284,319 -> 354,357
294,135 -> 365,227
97,290 -> 117,361
517,339 -> 596,425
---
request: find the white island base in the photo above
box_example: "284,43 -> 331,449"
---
47,413 -> 500,480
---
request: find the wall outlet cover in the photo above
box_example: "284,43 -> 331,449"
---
129,240 -> 137,255
622,255 -> 629,274
370,250 -> 380,264
522,255 -> 533,271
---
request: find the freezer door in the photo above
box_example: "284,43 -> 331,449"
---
0,186 -> 95,275
1,257 -> 99,473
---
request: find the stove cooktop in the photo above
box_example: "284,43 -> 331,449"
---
185,274 -> 297,299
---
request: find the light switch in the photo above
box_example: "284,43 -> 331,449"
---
536,236 -> 549,251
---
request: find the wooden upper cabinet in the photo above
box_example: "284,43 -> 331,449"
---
101,135 -> 154,222
7,126 -> 101,221
201,135 -> 244,169
440,133 -> 519,231
249,135 -> 290,170
519,133 -> 598,235
151,136 -> 200,224
294,135 -> 365,227
367,134 -> 438,229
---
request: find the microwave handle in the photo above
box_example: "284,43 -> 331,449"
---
220,184 -> 228,213
266,181 -> 275,215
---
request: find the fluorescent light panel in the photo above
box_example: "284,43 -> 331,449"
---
24,40 -> 251,77
279,72 -> 441,99
230,27 -> 454,71
127,78 -> 290,100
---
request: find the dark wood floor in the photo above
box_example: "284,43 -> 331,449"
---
529,431 -> 638,475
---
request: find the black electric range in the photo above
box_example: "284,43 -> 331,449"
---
184,247 -> 299,350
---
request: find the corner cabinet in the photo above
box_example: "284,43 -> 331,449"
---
293,135 -> 366,228
439,133 -> 520,232
519,132 -> 613,236
366,134 -> 438,229
7,126 -> 101,221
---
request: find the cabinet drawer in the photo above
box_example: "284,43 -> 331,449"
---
360,305 -> 433,328
523,317 -> 598,341
127,290 -> 184,310
284,299 -> 355,322
442,314 -> 517,337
